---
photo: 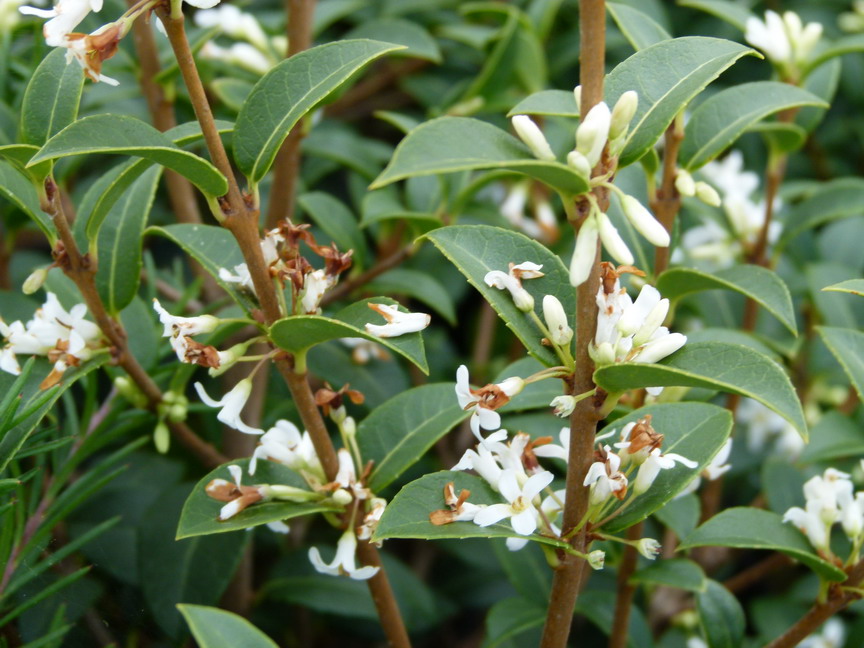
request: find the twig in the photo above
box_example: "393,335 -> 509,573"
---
651,121 -> 684,277
322,245 -> 414,306
608,522 -> 643,648
325,59 -> 429,119
724,553 -> 791,594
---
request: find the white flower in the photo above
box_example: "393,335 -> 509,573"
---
609,91 -> 638,141
219,264 -> 254,292
587,549 -> 605,570
200,41 -> 272,75
584,447 -> 628,506
364,303 -> 430,338
19,0 -> 100,46
249,420 -> 323,479
739,398 -> 803,459
453,435 -> 505,488
620,195 -> 669,248
534,427 -> 570,463
635,538 -> 661,560
784,504 -> 830,552
194,3 -> 268,50
455,366 -> 524,439
596,211 -> 634,266
300,269 -> 334,314
745,10 -> 822,68
569,214 -> 599,287
484,261 -> 544,312
799,618 -> 844,648
633,448 -> 697,495
358,497 -> 387,541
511,115 -> 556,161
704,439 -> 733,480
194,379 -> 264,435
153,299 -> 219,338
575,101 -> 611,168
550,395 -> 576,418
542,295 -> 572,346
473,469 -> 554,535
675,170 -> 696,197
308,529 -> 380,580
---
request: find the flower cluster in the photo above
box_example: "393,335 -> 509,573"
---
745,10 -> 822,79
195,4 -> 284,75
498,181 -> 560,243
0,292 -> 103,388
783,467 -> 864,559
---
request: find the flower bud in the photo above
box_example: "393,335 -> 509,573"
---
114,376 -> 148,409
635,332 -> 687,364
631,299 -> 671,347
587,549 -> 606,570
674,169 -> 696,197
513,287 -> 535,312
573,85 -> 581,114
154,421 -> 170,454
597,211 -> 635,266
590,341 -> 617,367
22,268 -> 47,295
566,150 -> 592,179
499,376 -> 525,398
550,395 -> 576,418
342,415 -> 357,438
511,115 -> 556,161
694,181 -> 721,207
621,195 -> 670,247
264,484 -> 319,501
609,91 -> 638,140
331,488 -> 353,506
576,102 -> 611,168
636,538 -> 661,560
569,214 -> 599,287
542,295 -> 573,346
796,22 -> 822,61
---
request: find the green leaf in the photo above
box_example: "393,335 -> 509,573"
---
593,342 -> 807,439
676,0 -> 754,31
606,37 -> 756,167
365,269 -> 456,325
20,48 -> 83,147
822,278 -> 864,297
298,192 -> 368,269
679,507 -> 846,581
29,115 -> 228,197
345,18 -> 442,62
179,605 -> 278,648
0,144 -> 52,183
176,458 -> 341,539
805,34 -> 864,76
269,297 -> 429,374
575,591 -> 654,648
0,159 -> 53,242
817,327 -> 864,402
680,82 -> 827,169
697,580 -> 745,648
602,403 -> 732,533
234,40 -> 402,183
796,58 -> 839,134
778,178 -> 864,251
371,117 -> 590,196
210,78 -> 253,112
654,493 -> 700,540
630,558 -> 706,592
374,470 -> 567,548
424,225 -> 573,366
800,412 -> 864,464
749,121 -> 807,154
656,265 -> 797,335
94,166 -> 161,314
491,539 -> 552,604
482,597 -> 545,648
608,3 -> 671,51
507,89 -> 578,118
358,383 -> 469,492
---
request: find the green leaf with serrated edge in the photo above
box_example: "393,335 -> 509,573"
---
677,0 -> 754,30
0,159 -> 53,242
483,597 -> 545,648
270,297 -> 428,374
608,3 -> 671,51
630,558 -> 706,592
94,166 -> 161,314
805,34 -> 864,76
601,403 -> 732,533
800,412 -> 864,464
778,178 -> 864,251
366,269 -> 456,325
507,89 -> 578,118
424,225 -> 573,366
656,265 -> 797,335
818,327 -> 864,401
234,40 -> 402,183
147,224 -> 256,312
179,605 -> 278,648
594,342 -> 807,438
606,37 -> 756,168
20,48 -> 83,147
373,471 -> 568,548
679,507 -> 846,581
680,82 -> 826,169
697,580 -> 745,648
298,192 -> 368,269
176,458 -> 341,539
0,144 -> 51,183
345,18 -> 442,62
822,279 -> 864,297
29,114 -> 228,196
211,78 -> 253,112
371,117 -> 590,196
358,383 -> 469,492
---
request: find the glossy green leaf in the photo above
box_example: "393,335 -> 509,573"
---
0,144 -> 51,183
29,115 -> 228,196
606,37 -> 756,167
594,342 -> 807,438
270,297 -> 429,374
818,327 -> 864,401
360,186 -> 438,228
697,580 -> 745,648
20,48 -> 83,147
210,78 -> 253,112
800,412 -> 864,464
176,458 -> 341,539
630,558 -> 706,592
345,18 -> 442,62
654,493 -> 700,540
679,507 -> 846,581
796,58 -> 839,134
483,597 -> 545,648
298,191 -> 367,269
608,3 -> 671,51
374,470 -> 567,548
179,605 -> 277,648
657,265 -> 797,335
459,7 -> 520,102
822,278 -> 864,297
365,269 -> 456,325
507,89 -> 578,118
805,34 -> 864,76
677,0 -> 754,30
358,383 -> 469,492
94,166 -> 161,314
424,225 -> 573,366
749,120 -> 807,154
574,591 -> 654,648
680,82 -> 826,169
0,159 -> 53,242
602,403 -> 732,533
371,117 -> 590,196
778,178 -> 864,250
234,40 -> 402,183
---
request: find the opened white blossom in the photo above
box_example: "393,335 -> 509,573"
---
194,3 -> 268,50
550,395 -> 576,418
194,378 -> 264,435
364,303 -> 430,338
511,115 -> 556,161
308,529 -> 379,580
745,10 -> 822,70
583,447 -> 628,506
455,365 -> 524,438
200,41 -> 272,75
534,427 -> 570,463
632,447 -> 697,495
152,298 -> 220,359
473,469 -> 554,535
249,419 -> 323,479
484,261 -> 544,312
453,431 -> 507,487
19,0 -> 100,46
635,538 -> 661,560
739,398 -> 804,459
783,468 -> 862,555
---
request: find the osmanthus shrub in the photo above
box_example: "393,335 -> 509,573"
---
0,0 -> 863,647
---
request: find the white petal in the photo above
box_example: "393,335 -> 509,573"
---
511,508 -> 538,536
473,503 -> 513,527
523,470 -> 554,500
498,470 -> 521,502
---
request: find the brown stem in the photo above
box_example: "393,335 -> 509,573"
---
355,541 -> 412,648
608,522 -> 643,648
540,2 -> 605,646
321,245 -> 414,306
765,560 -> 864,648
265,0 -> 318,229
325,59 -> 428,119
651,122 -> 684,277
723,553 -> 791,594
